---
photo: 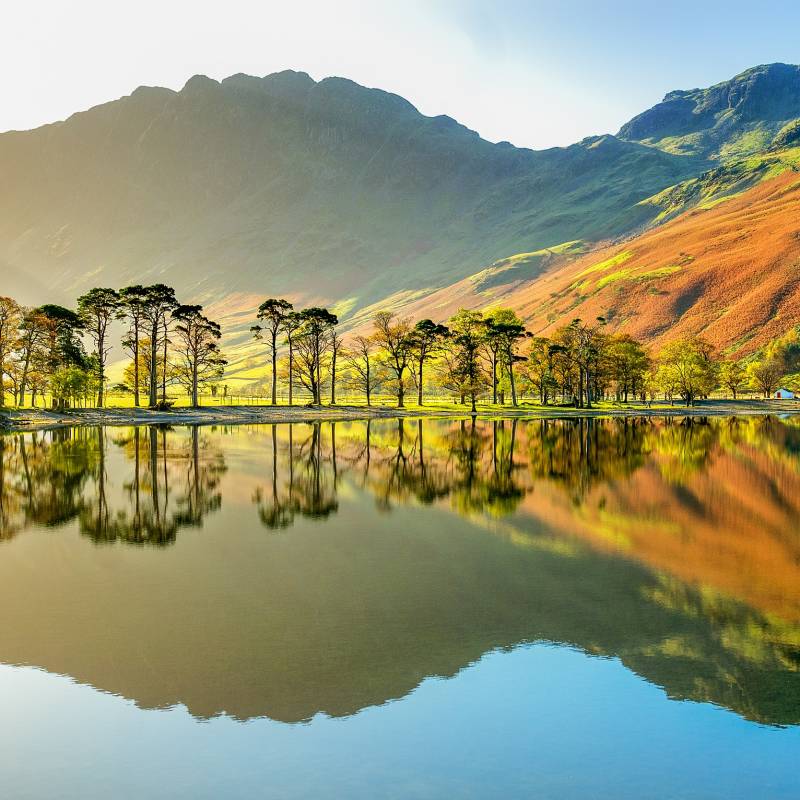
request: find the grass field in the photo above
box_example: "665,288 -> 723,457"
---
3,396 -> 799,434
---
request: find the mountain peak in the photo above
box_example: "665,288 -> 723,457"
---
619,62 -> 800,159
182,74 -> 220,94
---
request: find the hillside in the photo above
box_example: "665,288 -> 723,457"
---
0,71 -> 696,310
3,63 -> 800,377
381,169 -> 800,356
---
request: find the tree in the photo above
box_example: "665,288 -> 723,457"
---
408,319 -> 449,406
373,311 -> 413,408
607,334 -> 650,402
50,365 -> 95,409
141,285 -> 178,407
294,308 -> 338,404
719,360 -> 747,399
343,335 -> 382,406
482,318 -> 504,404
328,327 -> 345,405
0,297 -> 21,406
16,309 -> 49,406
556,317 -> 606,408
485,309 -> 527,406
122,339 -> 161,399
446,309 -> 488,413
747,357 -> 784,398
119,285 -> 149,407
171,305 -> 226,407
252,298 -> 293,405
527,337 -> 556,405
29,305 -> 85,408
657,337 -> 718,406
77,288 -> 120,407
282,311 -> 303,406
39,305 -> 85,366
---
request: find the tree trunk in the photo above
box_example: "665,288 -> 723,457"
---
288,341 -> 294,406
133,322 -> 140,408
97,331 -> 105,408
0,345 -> 5,407
148,325 -> 158,407
161,320 -> 168,402
271,331 -> 278,406
418,362 -> 424,406
315,344 -> 321,404
19,353 -> 31,407
585,366 -> 593,409
330,350 -> 337,405
509,357 -> 518,407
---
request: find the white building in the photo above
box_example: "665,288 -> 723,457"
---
773,388 -> 796,399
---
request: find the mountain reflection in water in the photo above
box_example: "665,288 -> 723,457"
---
0,416 -> 798,725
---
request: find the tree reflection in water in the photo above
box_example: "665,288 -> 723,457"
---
0,425 -> 226,545
1,415 -> 800,725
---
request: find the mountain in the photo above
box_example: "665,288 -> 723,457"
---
3,63 -> 800,365
0,70 -> 698,309
618,62 -> 800,160
396,169 -> 800,356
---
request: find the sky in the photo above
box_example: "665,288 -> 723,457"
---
3,0 -> 800,150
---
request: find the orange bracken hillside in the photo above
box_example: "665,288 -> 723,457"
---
382,171 -> 800,356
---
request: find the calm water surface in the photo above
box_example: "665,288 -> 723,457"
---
0,416 -> 799,799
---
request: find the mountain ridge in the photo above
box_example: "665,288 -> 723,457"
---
0,67 -> 701,309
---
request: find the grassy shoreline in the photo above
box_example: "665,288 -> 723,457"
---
2,399 -> 800,432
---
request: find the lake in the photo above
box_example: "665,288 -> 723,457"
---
0,415 -> 799,799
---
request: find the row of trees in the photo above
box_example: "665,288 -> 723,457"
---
3,283 -> 798,409
0,286 -> 225,408
250,301 -> 530,411
251,299 -> 799,409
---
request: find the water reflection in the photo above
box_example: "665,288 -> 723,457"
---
0,416 -> 799,726
0,426 -> 226,545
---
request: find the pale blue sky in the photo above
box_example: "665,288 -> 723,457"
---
3,0 -> 799,148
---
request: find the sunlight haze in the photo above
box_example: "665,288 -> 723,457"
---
5,0 -> 800,149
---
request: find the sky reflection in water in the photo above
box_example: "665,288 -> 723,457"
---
0,415 -> 799,799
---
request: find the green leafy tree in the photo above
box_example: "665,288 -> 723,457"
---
408,319 -> 449,406
607,334 -> 650,402
77,288 -> 121,407
119,285 -> 150,407
527,337 -> 557,405
719,360 -> 747,399
657,337 -> 718,406
141,285 -> 178,407
252,298 -> 293,405
747,357 -> 784,398
446,309 -> 488,413
485,309 -> 528,406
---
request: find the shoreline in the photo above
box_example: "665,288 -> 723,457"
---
2,400 -> 799,432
